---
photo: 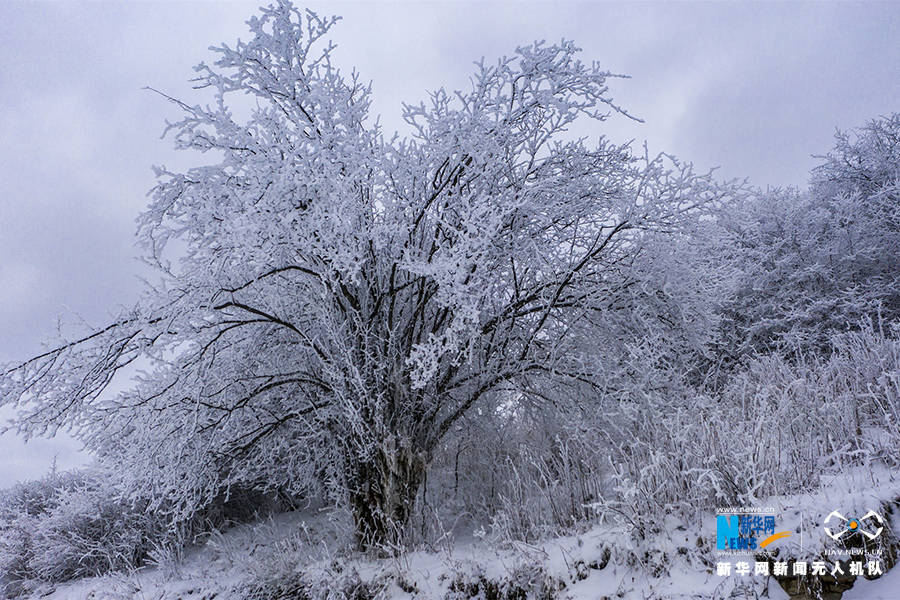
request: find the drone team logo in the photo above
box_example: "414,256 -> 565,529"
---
823,509 -> 884,541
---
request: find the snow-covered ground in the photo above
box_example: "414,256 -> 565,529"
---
22,527 -> 898,600
26,517 -> 746,600
22,466 -> 900,600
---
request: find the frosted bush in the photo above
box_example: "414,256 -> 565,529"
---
0,469 -> 163,596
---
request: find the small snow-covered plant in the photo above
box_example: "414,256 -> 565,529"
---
0,466 -> 301,595
241,510 -> 356,585
145,528 -> 186,580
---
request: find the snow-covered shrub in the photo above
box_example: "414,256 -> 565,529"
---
241,561 -> 389,600
0,469 -> 165,597
489,432 -> 606,543
413,403 -> 607,547
721,323 -> 900,479
444,563 -> 564,600
416,305 -> 900,551
596,323 -> 900,539
0,468 -> 295,596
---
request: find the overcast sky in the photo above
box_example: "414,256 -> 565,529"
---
0,0 -> 897,487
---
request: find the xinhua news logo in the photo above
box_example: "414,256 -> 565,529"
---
716,511 -> 792,551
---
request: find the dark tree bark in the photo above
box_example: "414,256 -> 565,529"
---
348,443 -> 425,552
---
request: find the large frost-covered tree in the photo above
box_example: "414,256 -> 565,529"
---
1,2 -> 732,548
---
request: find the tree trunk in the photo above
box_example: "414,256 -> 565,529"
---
348,439 -> 425,552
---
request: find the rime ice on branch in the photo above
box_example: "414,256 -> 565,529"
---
0,0 -> 736,549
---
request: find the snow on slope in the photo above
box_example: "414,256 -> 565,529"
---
28,466 -> 900,600
17,513 -> 785,600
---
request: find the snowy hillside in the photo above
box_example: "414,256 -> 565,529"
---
23,467 -> 900,600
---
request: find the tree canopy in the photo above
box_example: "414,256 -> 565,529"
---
1,1 -> 737,548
